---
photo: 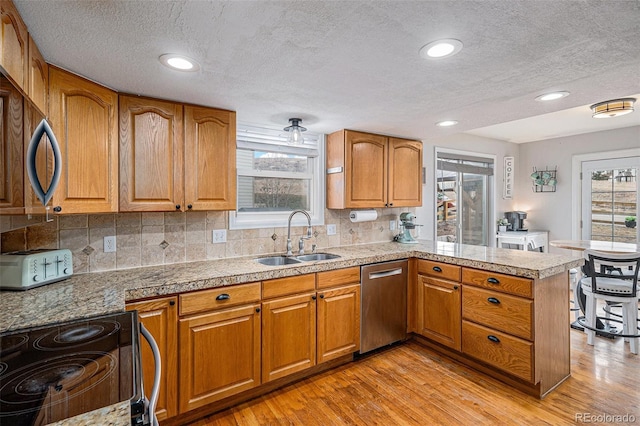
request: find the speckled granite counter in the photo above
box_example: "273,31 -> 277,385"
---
0,241 -> 582,333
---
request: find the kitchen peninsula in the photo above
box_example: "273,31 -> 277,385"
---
0,241 -> 582,425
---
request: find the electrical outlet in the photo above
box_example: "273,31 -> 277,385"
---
326,224 -> 337,235
104,236 -> 116,253
212,229 -> 227,243
389,220 -> 396,231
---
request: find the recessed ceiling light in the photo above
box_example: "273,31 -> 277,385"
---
436,120 -> 459,127
535,91 -> 570,102
159,54 -> 200,72
419,39 -> 463,59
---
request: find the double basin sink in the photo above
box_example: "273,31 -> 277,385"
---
256,253 -> 340,266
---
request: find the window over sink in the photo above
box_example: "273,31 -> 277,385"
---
230,123 -> 325,229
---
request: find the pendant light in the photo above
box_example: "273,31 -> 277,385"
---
590,98 -> 636,118
284,118 -> 306,145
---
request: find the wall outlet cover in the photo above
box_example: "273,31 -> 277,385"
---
326,224 -> 337,235
389,220 -> 396,231
212,229 -> 227,243
104,236 -> 116,253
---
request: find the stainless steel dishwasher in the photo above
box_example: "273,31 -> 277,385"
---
360,259 -> 408,353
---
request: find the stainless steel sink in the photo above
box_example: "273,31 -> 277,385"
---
255,256 -> 302,266
295,253 -> 341,262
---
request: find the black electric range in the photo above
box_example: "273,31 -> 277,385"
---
0,311 -> 145,425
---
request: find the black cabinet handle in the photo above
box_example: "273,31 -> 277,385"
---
255,308 -> 261,313
433,266 -> 442,272
487,277 -> 500,284
311,295 -> 317,300
389,203 -> 393,207
487,297 -> 500,304
53,206 -> 62,212
453,285 -> 459,290
216,294 -> 230,301
187,204 -> 193,209
319,294 -> 325,299
487,335 -> 500,343
175,204 -> 181,210
169,300 -> 175,306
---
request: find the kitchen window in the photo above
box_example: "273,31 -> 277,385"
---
229,123 -> 325,229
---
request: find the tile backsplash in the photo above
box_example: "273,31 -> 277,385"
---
0,208 -> 413,274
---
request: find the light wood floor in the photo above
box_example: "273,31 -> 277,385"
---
190,318 -> 639,425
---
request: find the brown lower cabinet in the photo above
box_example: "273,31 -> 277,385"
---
126,296 -> 178,421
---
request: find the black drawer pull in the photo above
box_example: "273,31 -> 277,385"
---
487,335 -> 500,343
216,294 -> 230,301
169,300 -> 175,306
487,297 -> 500,304
487,277 -> 500,284
432,266 -> 442,272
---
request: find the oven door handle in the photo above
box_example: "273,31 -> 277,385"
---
140,323 -> 161,426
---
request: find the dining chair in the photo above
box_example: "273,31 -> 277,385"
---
580,249 -> 640,354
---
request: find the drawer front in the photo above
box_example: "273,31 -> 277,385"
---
462,320 -> 534,382
463,286 -> 533,340
317,267 -> 360,289
180,282 -> 261,316
417,259 -> 461,281
262,273 -> 316,299
462,268 -> 532,298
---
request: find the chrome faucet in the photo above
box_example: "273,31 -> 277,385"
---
286,209 -> 312,256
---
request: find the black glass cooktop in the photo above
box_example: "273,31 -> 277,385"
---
0,311 -> 143,425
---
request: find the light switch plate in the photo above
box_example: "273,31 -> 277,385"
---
389,220 -> 396,231
326,224 -> 337,235
212,229 -> 227,243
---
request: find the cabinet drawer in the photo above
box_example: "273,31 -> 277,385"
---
463,286 -> 533,340
317,267 -> 360,289
462,320 -> 533,382
462,268 -> 532,298
417,260 -> 461,281
179,282 -> 261,316
262,274 -> 316,299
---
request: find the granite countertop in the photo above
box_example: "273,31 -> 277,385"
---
0,241 -> 583,333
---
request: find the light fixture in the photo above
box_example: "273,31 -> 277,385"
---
436,120 -> 458,127
419,39 -> 463,59
590,98 -> 636,118
284,118 -> 307,145
159,54 -> 200,72
535,91 -> 570,102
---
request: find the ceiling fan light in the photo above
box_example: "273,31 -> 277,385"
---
284,118 -> 307,145
590,98 -> 635,118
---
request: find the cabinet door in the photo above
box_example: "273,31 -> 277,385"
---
388,138 -> 422,207
345,130 -> 387,208
126,297 -> 178,421
417,275 -> 461,351
317,284 -> 360,363
0,73 -> 23,214
119,95 -> 184,211
179,304 -> 261,413
184,106 -> 236,210
49,67 -> 118,213
262,292 -> 316,382
27,35 -> 47,115
0,0 -> 28,91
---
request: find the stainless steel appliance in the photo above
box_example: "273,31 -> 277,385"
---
505,211 -> 528,231
0,311 -> 160,426
360,260 -> 408,353
0,249 -> 73,291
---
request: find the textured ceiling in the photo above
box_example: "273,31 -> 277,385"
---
14,0 -> 640,143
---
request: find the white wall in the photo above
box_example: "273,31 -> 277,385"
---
516,125 -> 640,250
417,133 -> 519,242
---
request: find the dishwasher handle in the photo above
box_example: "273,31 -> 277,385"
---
368,268 -> 403,280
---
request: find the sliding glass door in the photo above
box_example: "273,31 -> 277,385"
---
436,151 -> 494,246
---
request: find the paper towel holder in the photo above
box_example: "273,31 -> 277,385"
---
349,209 -> 378,223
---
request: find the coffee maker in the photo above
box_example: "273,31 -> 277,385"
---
505,211 -> 527,231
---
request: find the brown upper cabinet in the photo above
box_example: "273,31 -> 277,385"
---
0,72 -> 24,214
326,130 -> 422,209
0,0 -> 28,91
27,34 -> 47,115
119,96 -> 236,212
48,67 -> 119,213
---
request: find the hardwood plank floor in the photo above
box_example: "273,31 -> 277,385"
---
190,315 -> 639,425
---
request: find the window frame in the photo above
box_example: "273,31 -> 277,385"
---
229,123 -> 325,230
